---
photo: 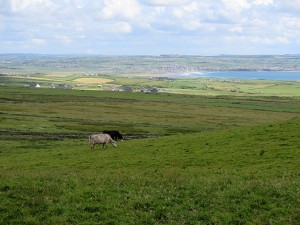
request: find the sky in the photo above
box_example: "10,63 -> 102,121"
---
0,0 -> 300,55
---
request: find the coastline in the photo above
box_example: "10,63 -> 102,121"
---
168,71 -> 300,81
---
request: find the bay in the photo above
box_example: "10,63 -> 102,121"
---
172,71 -> 300,81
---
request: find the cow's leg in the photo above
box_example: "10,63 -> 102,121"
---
104,143 -> 108,150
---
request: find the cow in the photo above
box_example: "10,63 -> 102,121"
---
89,133 -> 117,150
103,130 -> 124,141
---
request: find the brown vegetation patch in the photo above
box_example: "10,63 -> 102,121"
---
74,78 -> 114,84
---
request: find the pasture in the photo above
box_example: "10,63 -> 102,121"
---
0,87 -> 299,224
2,71 -> 300,97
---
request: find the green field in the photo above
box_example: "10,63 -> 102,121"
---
0,85 -> 299,224
2,72 -> 300,97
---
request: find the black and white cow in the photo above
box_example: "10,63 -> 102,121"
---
103,130 -> 124,141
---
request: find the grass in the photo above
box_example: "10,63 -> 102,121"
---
0,117 -> 299,224
0,86 -> 299,224
2,72 -> 300,97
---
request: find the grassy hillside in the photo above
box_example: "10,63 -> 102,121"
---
1,87 -> 299,137
1,118 -> 299,224
0,87 -> 299,224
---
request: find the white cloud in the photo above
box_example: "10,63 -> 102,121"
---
185,20 -> 202,30
0,0 -> 299,54
144,0 -> 192,6
228,26 -> 243,32
250,36 -> 289,45
102,0 -> 141,20
55,34 -> 72,45
222,0 -> 251,10
31,38 -> 46,46
103,22 -> 132,33
170,2 -> 202,30
253,0 -> 273,6
6,0 -> 54,14
173,1 -> 198,18
274,0 -> 300,11
221,0 -> 251,17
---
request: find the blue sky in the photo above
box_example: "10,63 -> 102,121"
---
0,0 -> 299,55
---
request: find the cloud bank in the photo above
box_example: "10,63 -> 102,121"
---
0,0 -> 299,55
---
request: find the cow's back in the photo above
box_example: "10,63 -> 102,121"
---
92,133 -> 110,143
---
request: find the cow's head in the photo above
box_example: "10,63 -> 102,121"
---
112,141 -> 117,147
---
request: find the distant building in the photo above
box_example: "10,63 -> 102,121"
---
141,87 -> 159,93
140,88 -> 147,93
29,82 -> 41,88
149,87 -> 158,93
48,84 -> 56,89
48,84 -> 74,89
111,86 -> 122,91
58,84 -> 74,89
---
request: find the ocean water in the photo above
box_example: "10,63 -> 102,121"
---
172,71 -> 300,81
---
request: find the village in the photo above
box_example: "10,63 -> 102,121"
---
1,54 -> 299,75
26,81 -> 161,94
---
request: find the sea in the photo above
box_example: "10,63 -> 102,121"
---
171,71 -> 300,81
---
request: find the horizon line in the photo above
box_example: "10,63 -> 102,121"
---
1,53 -> 300,57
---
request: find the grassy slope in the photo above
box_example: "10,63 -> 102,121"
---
0,87 -> 299,224
0,117 -> 299,224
